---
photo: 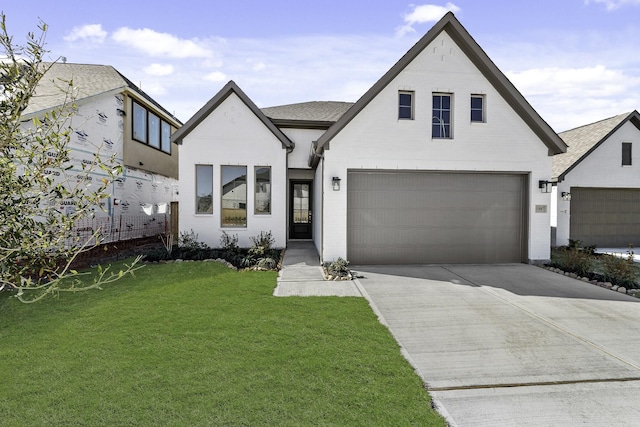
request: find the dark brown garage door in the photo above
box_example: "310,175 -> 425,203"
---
570,187 -> 640,247
347,171 -> 527,264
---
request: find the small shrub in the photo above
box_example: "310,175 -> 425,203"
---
567,239 -> 597,255
220,232 -> 239,254
550,246 -> 593,278
248,231 -> 275,257
179,230 -> 210,251
325,258 -> 351,278
242,231 -> 278,270
600,246 -> 638,288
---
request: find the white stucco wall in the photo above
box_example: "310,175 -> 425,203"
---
280,128 -> 325,169
179,93 -> 288,248
321,31 -> 553,263
555,120 -> 640,246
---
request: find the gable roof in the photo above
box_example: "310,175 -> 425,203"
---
23,62 -> 181,126
171,80 -> 293,149
553,110 -> 640,182
310,12 -> 566,166
262,101 -> 354,129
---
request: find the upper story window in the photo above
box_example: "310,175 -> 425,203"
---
398,91 -> 414,120
622,142 -> 632,166
432,93 -> 452,139
132,100 -> 172,154
471,95 -> 485,123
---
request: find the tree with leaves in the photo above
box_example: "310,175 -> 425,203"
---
0,14 -> 141,303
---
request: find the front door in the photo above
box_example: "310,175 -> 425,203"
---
290,181 -> 312,239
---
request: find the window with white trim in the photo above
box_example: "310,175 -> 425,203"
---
471,95 -> 485,123
398,91 -> 414,120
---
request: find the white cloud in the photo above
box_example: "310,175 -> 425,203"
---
507,65 -> 640,130
138,81 -> 167,96
585,0 -> 640,10
203,71 -> 227,83
63,24 -> 107,43
507,65 -> 634,97
396,3 -> 461,36
143,63 -> 174,76
253,62 -> 266,72
111,28 -> 212,58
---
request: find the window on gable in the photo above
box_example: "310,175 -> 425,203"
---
195,165 -> 213,214
432,93 -> 452,138
471,95 -> 485,123
398,91 -> 414,120
255,166 -> 271,215
221,165 -> 247,227
622,142 -> 632,166
132,100 -> 172,154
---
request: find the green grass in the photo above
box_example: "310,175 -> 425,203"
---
0,261 -> 445,426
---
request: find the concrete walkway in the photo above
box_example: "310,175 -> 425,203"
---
273,241 -> 361,297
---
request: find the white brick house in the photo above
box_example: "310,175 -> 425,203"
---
173,12 -> 566,264
553,111 -> 640,248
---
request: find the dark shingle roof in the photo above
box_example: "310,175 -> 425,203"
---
261,101 -> 354,123
553,111 -> 640,181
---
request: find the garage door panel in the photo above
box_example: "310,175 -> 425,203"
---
570,188 -> 640,247
347,171 -> 526,264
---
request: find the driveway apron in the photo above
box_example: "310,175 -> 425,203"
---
354,264 -> 640,426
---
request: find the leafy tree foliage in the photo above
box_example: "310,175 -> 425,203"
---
0,14 -> 141,302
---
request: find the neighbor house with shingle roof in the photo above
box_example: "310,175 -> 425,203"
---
173,12 -> 565,265
552,110 -> 640,247
23,62 -> 182,243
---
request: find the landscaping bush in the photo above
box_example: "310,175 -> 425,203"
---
599,247 -> 638,288
143,230 -> 283,270
550,245 -> 594,278
324,257 -> 351,279
241,231 -> 280,270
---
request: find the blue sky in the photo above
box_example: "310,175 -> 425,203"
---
2,0 -> 640,131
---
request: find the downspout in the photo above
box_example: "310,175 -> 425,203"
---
308,140 -> 323,168
285,141 -> 294,246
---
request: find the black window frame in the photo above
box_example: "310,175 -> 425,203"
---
432,93 -> 452,139
195,164 -> 213,215
221,165 -> 248,228
622,142 -> 632,166
254,166 -> 271,215
131,100 -> 172,155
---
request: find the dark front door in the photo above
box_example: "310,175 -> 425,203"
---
290,181 -> 312,239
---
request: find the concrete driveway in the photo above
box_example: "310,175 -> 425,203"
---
353,264 -> 640,426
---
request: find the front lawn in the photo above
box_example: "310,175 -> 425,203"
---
0,261 -> 445,426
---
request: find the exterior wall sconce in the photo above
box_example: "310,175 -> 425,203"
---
332,177 -> 341,191
538,180 -> 553,193
561,192 -> 571,201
